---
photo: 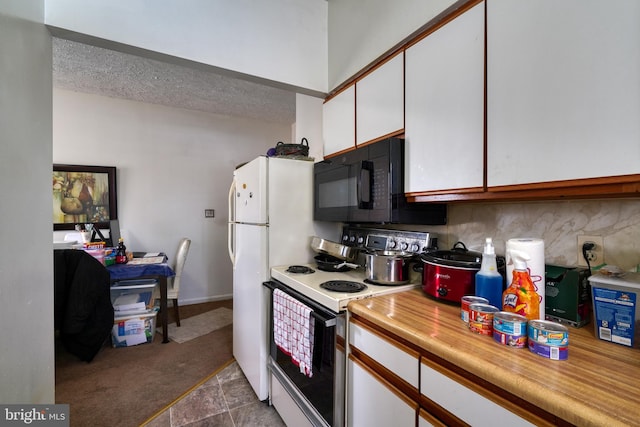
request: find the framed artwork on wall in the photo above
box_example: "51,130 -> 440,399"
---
52,164 -> 117,231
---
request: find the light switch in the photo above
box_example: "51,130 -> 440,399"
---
204,209 -> 215,218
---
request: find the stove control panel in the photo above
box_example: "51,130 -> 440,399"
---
341,226 -> 434,254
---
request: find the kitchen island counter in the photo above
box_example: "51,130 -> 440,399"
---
348,288 -> 640,427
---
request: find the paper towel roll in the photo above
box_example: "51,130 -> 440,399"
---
505,238 -> 545,320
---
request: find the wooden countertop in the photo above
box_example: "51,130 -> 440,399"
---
348,289 -> 640,427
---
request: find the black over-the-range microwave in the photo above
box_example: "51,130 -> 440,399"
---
313,138 -> 447,224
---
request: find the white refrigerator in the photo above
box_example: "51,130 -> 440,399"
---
228,156 -> 326,401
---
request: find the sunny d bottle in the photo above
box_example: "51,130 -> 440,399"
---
115,237 -> 127,264
502,250 -> 540,320
474,237 -> 503,308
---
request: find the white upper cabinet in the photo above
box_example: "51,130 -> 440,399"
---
404,2 -> 485,193
323,84 -> 356,156
487,0 -> 640,187
356,53 -> 404,146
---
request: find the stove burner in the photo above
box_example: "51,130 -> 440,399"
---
286,265 -> 315,274
320,280 -> 368,293
316,264 -> 352,272
364,279 -> 401,286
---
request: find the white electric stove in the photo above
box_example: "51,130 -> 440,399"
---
266,227 -> 433,427
270,226 -> 434,313
270,264 -> 419,313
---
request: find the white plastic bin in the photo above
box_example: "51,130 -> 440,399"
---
110,279 -> 157,314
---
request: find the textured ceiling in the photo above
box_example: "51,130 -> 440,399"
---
52,37 -> 298,125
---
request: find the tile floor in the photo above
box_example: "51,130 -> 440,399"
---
144,361 -> 286,427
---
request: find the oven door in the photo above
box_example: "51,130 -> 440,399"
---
264,280 -> 345,427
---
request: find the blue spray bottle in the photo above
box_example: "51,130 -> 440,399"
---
475,238 -> 503,308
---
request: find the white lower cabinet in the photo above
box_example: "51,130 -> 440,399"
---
420,360 -> 535,427
348,318 -> 419,388
347,357 -> 418,427
347,319 -> 419,426
347,316 -> 549,426
418,408 -> 446,427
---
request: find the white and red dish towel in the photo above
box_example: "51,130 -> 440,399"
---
273,289 -> 315,377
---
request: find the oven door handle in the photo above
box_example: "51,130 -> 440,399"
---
312,312 -> 336,328
264,280 -> 337,327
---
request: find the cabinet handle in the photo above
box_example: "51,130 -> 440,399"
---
357,160 -> 374,209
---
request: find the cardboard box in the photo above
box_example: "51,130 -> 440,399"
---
111,311 -> 157,347
588,272 -> 640,348
545,264 -> 591,328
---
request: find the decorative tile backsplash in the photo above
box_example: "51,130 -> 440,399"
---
434,199 -> 640,271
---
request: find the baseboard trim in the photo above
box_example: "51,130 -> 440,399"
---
179,294 -> 233,306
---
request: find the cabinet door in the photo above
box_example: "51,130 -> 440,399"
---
420,360 -> 534,427
323,85 -> 356,156
487,0 -> 640,187
418,408 -> 447,427
356,53 -> 404,145
348,357 -> 418,427
349,320 -> 419,388
405,2 -> 485,193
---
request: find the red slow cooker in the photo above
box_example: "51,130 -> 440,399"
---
419,242 -> 505,303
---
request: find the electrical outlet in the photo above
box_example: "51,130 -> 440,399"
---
577,235 -> 604,267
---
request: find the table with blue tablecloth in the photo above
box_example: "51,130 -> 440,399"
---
107,262 -> 175,343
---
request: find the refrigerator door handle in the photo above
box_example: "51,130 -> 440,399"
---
228,179 -> 236,223
228,222 -> 235,266
228,180 -> 236,266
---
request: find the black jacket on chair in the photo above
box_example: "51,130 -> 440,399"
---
54,249 -> 114,362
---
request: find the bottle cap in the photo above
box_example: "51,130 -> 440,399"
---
483,237 -> 495,255
509,249 -> 530,270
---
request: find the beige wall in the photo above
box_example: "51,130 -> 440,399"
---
327,0 -> 458,90
53,88 -> 291,303
0,1 -> 54,403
